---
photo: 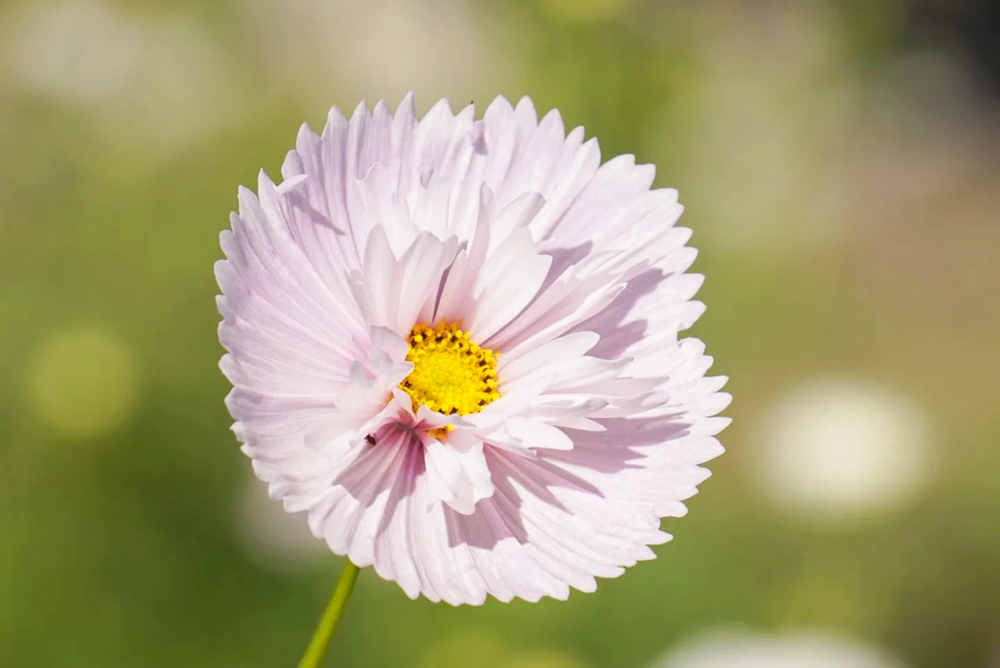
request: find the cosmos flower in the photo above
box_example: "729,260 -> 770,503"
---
217,94 -> 729,605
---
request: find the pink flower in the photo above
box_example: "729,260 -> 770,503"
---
217,94 -> 730,605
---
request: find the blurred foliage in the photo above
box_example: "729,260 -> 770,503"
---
1,0 -> 998,667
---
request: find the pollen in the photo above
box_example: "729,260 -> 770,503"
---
400,322 -> 500,418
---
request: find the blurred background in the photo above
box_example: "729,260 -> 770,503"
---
2,0 -> 998,666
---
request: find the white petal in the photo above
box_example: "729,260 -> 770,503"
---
468,228 -> 552,341
424,432 -> 494,515
504,418 -> 574,451
499,330 -> 599,379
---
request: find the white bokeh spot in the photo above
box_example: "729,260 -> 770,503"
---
756,378 -> 933,522
653,629 -> 908,668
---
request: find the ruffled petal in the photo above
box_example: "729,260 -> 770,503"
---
423,430 -> 495,515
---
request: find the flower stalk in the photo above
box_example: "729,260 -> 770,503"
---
298,560 -> 360,668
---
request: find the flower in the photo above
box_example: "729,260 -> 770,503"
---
217,94 -> 729,605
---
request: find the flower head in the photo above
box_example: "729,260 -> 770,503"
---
217,94 -> 730,605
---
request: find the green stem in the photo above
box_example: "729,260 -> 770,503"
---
298,560 -> 361,668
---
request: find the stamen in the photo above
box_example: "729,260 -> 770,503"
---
400,322 -> 501,418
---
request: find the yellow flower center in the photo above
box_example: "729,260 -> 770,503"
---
400,323 -> 500,419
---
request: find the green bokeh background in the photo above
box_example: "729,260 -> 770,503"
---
2,1 -> 998,666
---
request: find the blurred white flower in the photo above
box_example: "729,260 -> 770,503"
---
116,17 -> 236,156
654,3 -> 857,256
756,378 -> 933,522
6,0 -> 145,104
5,0 -> 240,158
241,0 -> 505,108
26,325 -> 139,439
654,629 -> 907,668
